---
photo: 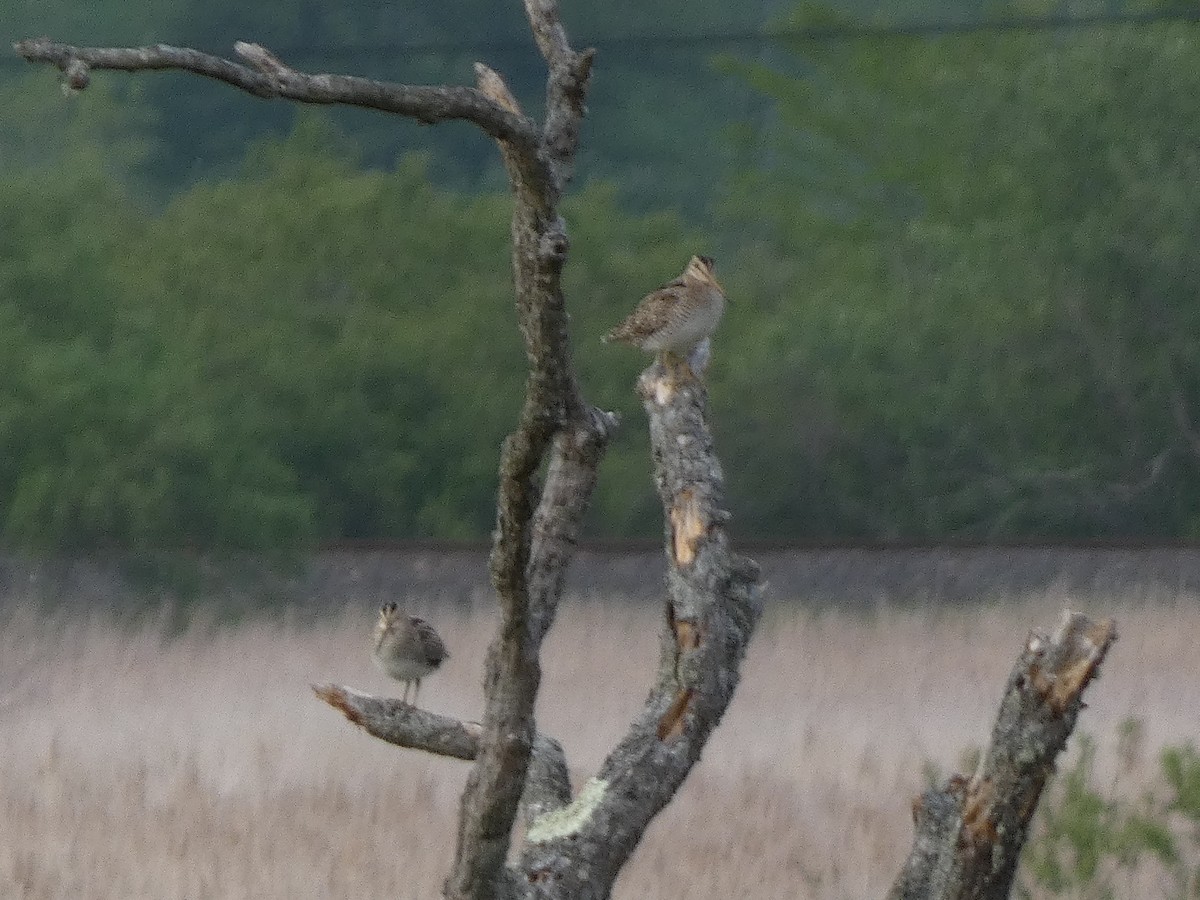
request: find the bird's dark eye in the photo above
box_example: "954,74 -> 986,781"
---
699,255 -> 715,270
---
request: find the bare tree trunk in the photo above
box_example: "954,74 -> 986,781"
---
313,361 -> 764,900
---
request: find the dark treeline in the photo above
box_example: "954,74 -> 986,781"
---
5,0 -> 1200,550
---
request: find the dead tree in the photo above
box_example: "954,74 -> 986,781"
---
17,6 -> 1116,898
16,7 -> 762,897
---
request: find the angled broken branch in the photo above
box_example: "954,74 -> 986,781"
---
314,683 -> 482,760
313,684 -> 570,828
888,611 -> 1118,900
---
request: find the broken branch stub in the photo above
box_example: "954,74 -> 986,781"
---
888,610 -> 1117,900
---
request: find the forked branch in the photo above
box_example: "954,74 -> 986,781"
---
521,0 -> 596,195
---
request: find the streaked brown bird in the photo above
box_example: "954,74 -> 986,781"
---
603,255 -> 727,362
371,602 -> 449,706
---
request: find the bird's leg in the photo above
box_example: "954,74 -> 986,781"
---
688,337 -> 712,376
401,680 -> 411,705
412,679 -> 421,708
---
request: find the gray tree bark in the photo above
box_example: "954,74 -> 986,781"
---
888,611 -> 1117,900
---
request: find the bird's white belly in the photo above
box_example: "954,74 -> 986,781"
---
374,651 -> 435,681
645,294 -> 725,352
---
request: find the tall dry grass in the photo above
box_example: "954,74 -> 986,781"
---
1,591 -> 1196,899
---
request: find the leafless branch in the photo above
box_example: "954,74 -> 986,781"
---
516,363 -> 765,900
521,0 -> 595,195
450,165 -> 598,900
888,611 -> 1117,900
13,37 -> 541,160
313,684 -> 570,828
315,683 -> 482,759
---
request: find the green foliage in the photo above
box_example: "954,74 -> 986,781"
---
120,118 -> 510,541
719,3 -> 1200,537
3,0 -> 190,47
1162,745 -> 1200,828
1020,730 -> 1200,900
0,109 -> 706,548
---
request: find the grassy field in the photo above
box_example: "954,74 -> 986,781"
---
1,588 -> 1197,899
